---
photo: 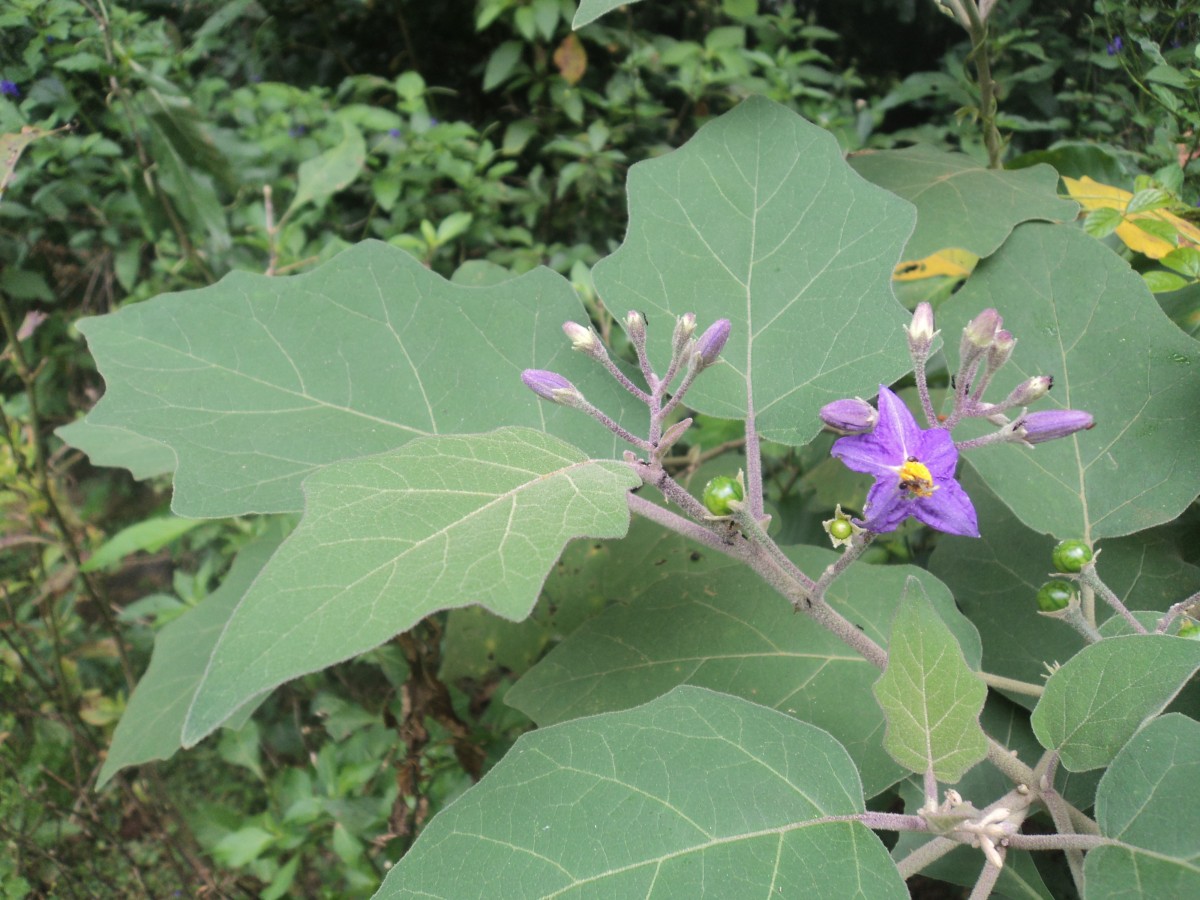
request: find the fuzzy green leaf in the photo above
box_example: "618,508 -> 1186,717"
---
592,95 -> 916,446
1031,635 -> 1200,771
848,146 -> 1078,260
1085,714 -> 1200,898
941,222 -> 1200,539
375,687 -> 907,899
873,578 -> 988,783
181,428 -> 639,745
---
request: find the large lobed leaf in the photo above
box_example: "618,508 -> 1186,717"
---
592,95 -> 917,446
181,427 -> 639,745
940,222 -> 1200,539
374,686 -> 907,899
65,242 -> 636,518
97,527 -> 289,787
848,145 -> 1078,261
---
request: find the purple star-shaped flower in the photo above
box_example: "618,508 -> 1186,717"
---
831,385 -> 979,537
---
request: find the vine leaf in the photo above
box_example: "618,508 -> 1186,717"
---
592,95 -> 916,446
374,687 -> 908,899
181,427 -> 639,745
873,577 -> 988,783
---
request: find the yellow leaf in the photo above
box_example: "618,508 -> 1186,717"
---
553,34 -> 588,86
893,248 -> 979,282
1062,175 -> 1200,259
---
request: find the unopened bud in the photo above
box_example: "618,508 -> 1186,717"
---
625,310 -> 646,343
1006,376 -> 1052,406
905,302 -> 937,351
693,318 -> 731,368
521,369 -> 582,405
1018,409 -> 1094,445
986,329 -> 1016,371
819,397 -> 878,435
656,417 -> 692,456
961,308 -> 1003,354
673,312 -> 697,347
562,321 -> 600,355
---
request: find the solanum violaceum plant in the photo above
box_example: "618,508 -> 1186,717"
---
62,89 -> 1200,899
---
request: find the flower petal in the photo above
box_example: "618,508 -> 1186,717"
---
862,479 -> 911,533
912,478 -> 979,537
831,431 -> 894,477
873,385 -> 923,459
914,426 -> 959,480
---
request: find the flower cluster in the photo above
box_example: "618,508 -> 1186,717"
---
820,303 -> 1094,538
521,311 -> 731,463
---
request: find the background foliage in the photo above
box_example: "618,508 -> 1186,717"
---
2,0 -> 1198,896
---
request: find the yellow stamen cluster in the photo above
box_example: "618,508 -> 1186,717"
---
898,456 -> 936,498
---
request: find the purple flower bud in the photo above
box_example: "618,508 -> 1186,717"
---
1005,375 -> 1053,406
906,302 -> 937,348
521,369 -> 581,405
819,397 -> 878,435
694,318 -> 731,367
987,329 -> 1016,371
562,321 -> 600,355
1018,409 -> 1094,444
1107,36 -> 1123,56
962,308 -> 1003,351
0,79 -> 19,98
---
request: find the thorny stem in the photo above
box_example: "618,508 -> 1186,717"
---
813,531 -> 876,596
896,835 -> 957,879
730,502 -> 817,595
958,0 -> 1004,169
575,398 -> 654,451
1035,752 -> 1088,889
1056,601 -> 1104,644
600,354 -> 651,403
913,350 -> 939,429
1156,592 -> 1200,633
967,859 -> 1003,900
1076,564 -> 1148,635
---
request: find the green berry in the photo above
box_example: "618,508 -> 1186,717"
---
828,518 -> 853,541
1036,580 -> 1075,612
702,476 -> 743,515
1052,540 -> 1093,573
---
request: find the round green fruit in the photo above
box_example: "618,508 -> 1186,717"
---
1036,580 -> 1075,613
828,518 -> 854,541
702,476 -> 743,515
1052,540 -> 1093,573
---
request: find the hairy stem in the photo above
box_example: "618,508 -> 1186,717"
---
978,671 -> 1044,698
